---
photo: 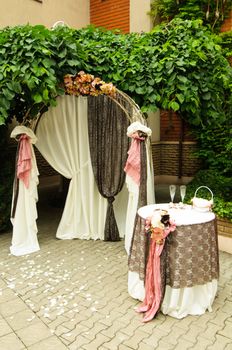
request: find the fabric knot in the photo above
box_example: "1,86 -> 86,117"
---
107,197 -> 115,204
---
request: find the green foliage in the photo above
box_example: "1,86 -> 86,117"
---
185,170 -> 232,221
0,24 -> 87,125
192,121 -> 232,176
150,0 -> 232,32
0,21 -> 231,128
219,30 -> 232,58
74,21 -> 231,127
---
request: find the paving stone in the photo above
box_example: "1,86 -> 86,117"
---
5,309 -> 39,331
221,301 -> 232,315
118,345 -> 135,350
0,316 -> 12,336
207,334 -> 232,350
0,332 -> 26,350
138,342 -> 157,350
0,286 -> 18,303
218,320 -> 232,340
188,336 -> 214,349
143,328 -> 170,348
68,334 -> 91,350
0,297 -> 28,317
80,322 -> 108,341
103,331 -> 130,350
182,324 -> 205,343
102,319 -> 130,338
169,339 -> 193,349
82,333 -> 111,349
155,340 -> 175,349
123,329 -> 152,349
27,335 -> 67,349
15,321 -> 53,347
161,325 -> 187,346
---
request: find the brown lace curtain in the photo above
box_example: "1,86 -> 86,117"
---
87,94 -> 130,241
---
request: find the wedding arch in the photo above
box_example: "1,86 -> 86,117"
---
10,72 -> 155,256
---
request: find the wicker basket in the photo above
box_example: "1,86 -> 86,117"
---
192,186 -> 213,212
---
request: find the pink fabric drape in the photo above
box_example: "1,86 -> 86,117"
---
136,224 -> 176,322
124,134 -> 145,185
17,134 -> 32,188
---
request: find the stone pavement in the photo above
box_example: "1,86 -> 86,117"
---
0,187 -> 232,349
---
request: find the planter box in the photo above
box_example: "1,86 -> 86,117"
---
217,217 -> 232,238
217,216 -> 232,254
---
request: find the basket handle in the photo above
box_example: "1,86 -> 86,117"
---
194,186 -> 213,201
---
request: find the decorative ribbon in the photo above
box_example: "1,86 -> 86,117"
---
124,133 -> 145,186
136,223 -> 176,322
17,134 -> 32,188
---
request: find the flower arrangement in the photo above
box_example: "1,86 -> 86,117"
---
64,71 -> 116,97
145,210 -> 176,245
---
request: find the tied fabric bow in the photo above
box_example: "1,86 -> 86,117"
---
124,131 -> 146,186
136,212 -> 176,322
17,134 -> 32,188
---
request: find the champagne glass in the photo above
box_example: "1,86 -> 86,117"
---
169,185 -> 176,203
180,185 -> 186,203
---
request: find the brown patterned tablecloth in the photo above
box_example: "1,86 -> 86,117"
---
128,218 -> 219,289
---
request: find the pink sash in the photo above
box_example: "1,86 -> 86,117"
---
17,134 -> 32,188
124,134 -> 145,185
136,224 -> 176,322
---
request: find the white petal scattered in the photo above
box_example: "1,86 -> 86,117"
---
27,316 -> 36,322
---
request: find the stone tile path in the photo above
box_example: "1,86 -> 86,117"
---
0,194 -> 232,349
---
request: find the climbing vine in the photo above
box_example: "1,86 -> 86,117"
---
150,0 -> 232,31
0,21 -> 231,128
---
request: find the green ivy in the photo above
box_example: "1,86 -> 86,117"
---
0,20 -> 231,128
150,0 -> 232,32
219,30 -> 232,59
185,170 -> 232,221
0,25 -> 87,124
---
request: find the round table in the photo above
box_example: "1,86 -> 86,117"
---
128,204 -> 219,319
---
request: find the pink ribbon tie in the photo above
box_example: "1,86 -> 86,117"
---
17,134 -> 32,188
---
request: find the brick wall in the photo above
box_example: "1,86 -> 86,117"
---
217,217 -> 232,238
152,142 -> 201,177
90,0 -> 130,33
160,110 -> 195,142
221,10 -> 232,32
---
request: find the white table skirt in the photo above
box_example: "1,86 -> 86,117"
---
128,271 -> 218,319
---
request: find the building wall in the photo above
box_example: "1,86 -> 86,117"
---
90,0 -> 130,33
0,0 -> 89,29
90,0 -> 152,33
130,0 -> 152,32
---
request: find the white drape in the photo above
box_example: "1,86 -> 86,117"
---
9,95 -> 155,255
10,126 -> 40,256
35,95 -> 128,240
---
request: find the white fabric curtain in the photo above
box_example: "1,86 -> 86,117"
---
10,126 -> 40,256
35,95 -> 128,240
